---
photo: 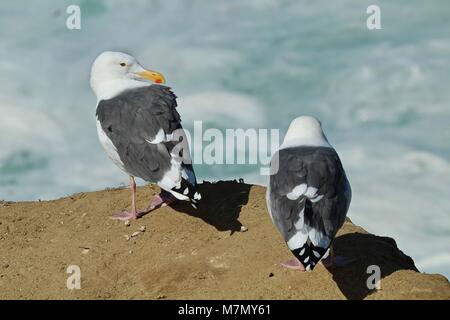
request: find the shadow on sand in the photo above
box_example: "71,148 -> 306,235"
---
329,232 -> 418,299
173,182 -> 418,299
171,180 -> 251,233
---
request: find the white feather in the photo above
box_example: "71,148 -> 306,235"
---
286,229 -> 308,251
96,118 -> 125,171
280,116 -> 332,149
286,184 -> 307,200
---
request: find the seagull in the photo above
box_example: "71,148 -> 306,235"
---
90,51 -> 201,220
266,116 -> 353,271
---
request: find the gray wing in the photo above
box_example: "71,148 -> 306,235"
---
268,146 -> 351,270
96,85 -> 199,201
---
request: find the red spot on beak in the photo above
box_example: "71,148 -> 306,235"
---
155,79 -> 162,84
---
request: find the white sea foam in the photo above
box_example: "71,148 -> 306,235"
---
0,1 -> 449,278
178,91 -> 266,128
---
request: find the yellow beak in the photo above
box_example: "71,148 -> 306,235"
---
135,69 -> 166,84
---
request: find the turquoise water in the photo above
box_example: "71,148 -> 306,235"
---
0,0 -> 449,277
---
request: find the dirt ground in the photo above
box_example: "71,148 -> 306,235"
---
0,181 -> 449,299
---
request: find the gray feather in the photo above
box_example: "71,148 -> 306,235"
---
268,146 -> 351,269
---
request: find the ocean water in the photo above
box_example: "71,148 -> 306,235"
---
0,1 -> 449,277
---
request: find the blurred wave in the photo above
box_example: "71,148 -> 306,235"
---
0,0 -> 449,277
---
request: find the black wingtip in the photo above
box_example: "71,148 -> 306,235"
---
291,243 -> 328,271
190,191 -> 202,209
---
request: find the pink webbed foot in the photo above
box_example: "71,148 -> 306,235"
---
110,209 -> 148,221
109,192 -> 177,221
281,258 -> 306,271
147,192 -> 177,211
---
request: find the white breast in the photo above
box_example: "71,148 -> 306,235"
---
96,118 -> 126,172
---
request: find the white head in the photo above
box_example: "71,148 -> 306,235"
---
90,51 -> 166,101
280,116 -> 332,149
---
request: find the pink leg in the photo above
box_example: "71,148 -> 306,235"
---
321,246 -> 355,269
110,176 -> 149,221
281,258 -> 306,271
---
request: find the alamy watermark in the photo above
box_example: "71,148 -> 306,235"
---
159,121 -> 281,176
366,265 -> 381,290
367,5 -> 381,30
66,265 -> 81,289
67,5 -> 382,31
66,5 -> 81,30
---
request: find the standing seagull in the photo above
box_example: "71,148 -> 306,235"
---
90,51 -> 201,220
266,116 -> 352,271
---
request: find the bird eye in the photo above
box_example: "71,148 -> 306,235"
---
120,63 -> 127,67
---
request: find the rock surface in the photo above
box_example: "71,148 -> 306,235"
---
0,181 -> 449,299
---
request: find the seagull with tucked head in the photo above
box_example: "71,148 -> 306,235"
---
90,51 -> 201,220
267,116 -> 354,270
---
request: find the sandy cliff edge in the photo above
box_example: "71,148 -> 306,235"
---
0,181 -> 449,299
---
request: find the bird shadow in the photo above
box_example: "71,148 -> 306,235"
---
170,180 -> 251,233
328,232 -> 418,300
